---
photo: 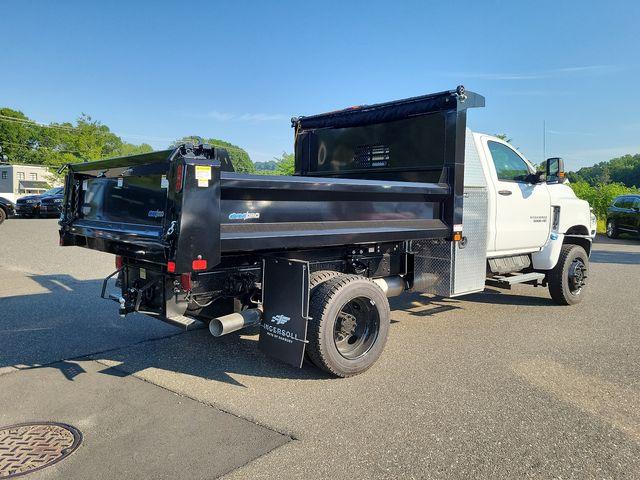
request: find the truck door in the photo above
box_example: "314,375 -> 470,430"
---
484,139 -> 551,253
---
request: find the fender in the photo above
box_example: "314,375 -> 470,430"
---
532,233 -> 592,270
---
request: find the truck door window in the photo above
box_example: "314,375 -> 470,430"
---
487,141 -> 530,182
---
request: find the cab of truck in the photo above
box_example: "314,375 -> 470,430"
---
470,132 -> 595,303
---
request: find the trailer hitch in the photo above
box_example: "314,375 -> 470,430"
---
100,268 -> 160,317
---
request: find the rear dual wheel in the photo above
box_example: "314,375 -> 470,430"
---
306,273 -> 390,377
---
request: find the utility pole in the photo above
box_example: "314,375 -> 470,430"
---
542,120 -> 547,162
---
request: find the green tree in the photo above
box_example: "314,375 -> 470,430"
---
494,133 -> 512,143
171,136 -> 255,173
274,152 -> 295,175
569,181 -> 639,220
0,108 -> 41,164
568,154 -> 640,188
254,160 -> 278,171
0,109 -> 154,176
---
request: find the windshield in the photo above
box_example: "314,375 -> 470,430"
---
43,187 -> 63,196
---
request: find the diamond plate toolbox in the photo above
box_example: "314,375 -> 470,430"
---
453,187 -> 488,295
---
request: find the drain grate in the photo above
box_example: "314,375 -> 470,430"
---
0,422 -> 82,479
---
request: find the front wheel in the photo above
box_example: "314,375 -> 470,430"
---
547,244 -> 589,305
0,208 -> 6,225
606,219 -> 618,239
306,274 -> 390,377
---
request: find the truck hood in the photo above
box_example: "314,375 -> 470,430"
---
0,197 -> 15,207
548,183 -> 593,235
17,195 -> 43,202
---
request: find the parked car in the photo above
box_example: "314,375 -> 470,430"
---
0,196 -> 15,224
606,194 -> 640,238
15,187 -> 63,217
39,188 -> 65,217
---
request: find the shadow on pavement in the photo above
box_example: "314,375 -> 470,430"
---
0,274 -> 329,387
390,292 -> 463,317
390,288 -> 555,310
590,250 -> 640,265
1,274 -> 176,368
594,234 -> 639,246
463,289 -> 554,306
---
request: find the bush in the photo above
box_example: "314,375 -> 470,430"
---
569,181 -> 639,219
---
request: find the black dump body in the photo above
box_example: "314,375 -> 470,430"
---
59,87 -> 484,275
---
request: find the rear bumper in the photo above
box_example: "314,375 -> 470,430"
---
101,265 -> 198,329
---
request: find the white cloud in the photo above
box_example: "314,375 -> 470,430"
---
202,111 -> 289,122
450,64 -> 620,81
116,132 -> 176,143
547,129 -> 594,136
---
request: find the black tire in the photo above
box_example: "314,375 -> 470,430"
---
547,244 -> 589,305
310,270 -> 343,289
307,274 -> 390,377
0,208 -> 6,225
606,219 -> 618,239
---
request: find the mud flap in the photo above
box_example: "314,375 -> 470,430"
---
258,257 -> 310,368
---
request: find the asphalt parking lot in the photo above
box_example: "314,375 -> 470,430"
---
1,218 -> 639,479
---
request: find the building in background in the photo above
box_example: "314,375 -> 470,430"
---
0,163 -> 53,202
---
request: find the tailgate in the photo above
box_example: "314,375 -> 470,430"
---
59,145 -> 224,272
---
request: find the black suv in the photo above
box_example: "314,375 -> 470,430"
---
0,196 -> 15,224
39,188 -> 65,217
606,194 -> 640,238
15,187 -> 63,217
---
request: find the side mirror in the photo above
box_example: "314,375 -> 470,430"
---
524,171 -> 545,184
546,157 -> 566,183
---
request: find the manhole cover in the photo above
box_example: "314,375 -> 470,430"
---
0,422 -> 82,478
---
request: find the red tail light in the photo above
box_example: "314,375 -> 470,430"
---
175,164 -> 184,192
192,259 -> 207,271
115,255 -> 124,269
180,273 -> 192,291
167,261 -> 176,273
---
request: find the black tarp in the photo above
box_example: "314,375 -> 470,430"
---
293,88 -> 484,130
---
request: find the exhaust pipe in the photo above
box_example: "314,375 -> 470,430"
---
209,307 -> 262,337
373,276 -> 406,297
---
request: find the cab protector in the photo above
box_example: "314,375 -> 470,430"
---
293,87 -> 485,231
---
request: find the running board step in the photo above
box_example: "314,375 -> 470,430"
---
486,272 -> 546,290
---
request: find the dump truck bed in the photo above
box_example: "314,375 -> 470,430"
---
60,87 -> 484,274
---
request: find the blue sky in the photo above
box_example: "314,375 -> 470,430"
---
1,0 -> 638,169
